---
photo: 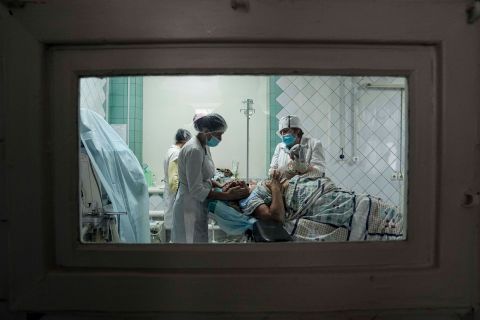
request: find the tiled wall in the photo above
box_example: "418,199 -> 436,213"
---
271,76 -> 406,210
149,193 -> 164,211
108,77 -> 144,164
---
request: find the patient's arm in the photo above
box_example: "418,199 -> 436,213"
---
253,172 -> 285,223
254,203 -> 284,223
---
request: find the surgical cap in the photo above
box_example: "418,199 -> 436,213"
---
278,115 -> 303,133
193,113 -> 228,133
175,128 -> 192,143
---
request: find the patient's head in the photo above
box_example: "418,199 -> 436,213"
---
220,180 -> 250,211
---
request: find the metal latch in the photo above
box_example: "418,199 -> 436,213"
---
462,190 -> 480,208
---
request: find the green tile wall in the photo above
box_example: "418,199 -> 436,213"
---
268,76 -> 283,162
107,76 -> 143,164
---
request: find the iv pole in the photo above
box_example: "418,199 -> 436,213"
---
240,99 -> 255,183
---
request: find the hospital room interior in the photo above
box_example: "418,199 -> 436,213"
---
79,75 -> 407,244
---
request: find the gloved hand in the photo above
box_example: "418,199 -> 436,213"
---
287,144 -> 308,176
226,185 -> 250,200
289,144 -> 306,162
222,180 -> 247,192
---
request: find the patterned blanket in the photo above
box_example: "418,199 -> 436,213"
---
238,176 -> 405,242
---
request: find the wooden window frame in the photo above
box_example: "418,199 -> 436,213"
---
11,43 -> 440,312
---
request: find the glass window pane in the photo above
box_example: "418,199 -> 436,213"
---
79,75 -> 407,244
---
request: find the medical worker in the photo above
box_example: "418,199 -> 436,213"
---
163,128 -> 192,240
172,113 -> 249,243
269,115 -> 326,178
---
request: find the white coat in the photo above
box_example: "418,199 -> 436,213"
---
171,137 -> 215,243
163,145 -> 180,229
269,136 -> 326,177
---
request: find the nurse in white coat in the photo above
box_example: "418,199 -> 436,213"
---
269,115 -> 326,178
172,113 -> 249,243
163,128 -> 192,239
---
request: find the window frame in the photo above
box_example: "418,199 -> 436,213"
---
8,42 -> 445,312
48,44 -> 436,270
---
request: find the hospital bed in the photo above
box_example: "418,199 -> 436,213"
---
208,176 -> 405,243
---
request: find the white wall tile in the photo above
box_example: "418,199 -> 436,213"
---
302,83 -> 316,99
310,109 -> 325,123
276,92 -> 291,107
276,107 -> 289,120
309,77 -> 324,90
286,75 -> 298,82
302,117 -> 315,132
318,85 -> 333,99
301,100 -> 316,115
284,100 -> 299,114
273,75 -> 406,209
326,77 -> 341,91
293,92 -> 308,107
295,109 -> 308,124
276,76 -> 291,91
327,92 -> 340,107
310,92 -> 324,106
284,83 -> 300,99
293,76 -> 308,90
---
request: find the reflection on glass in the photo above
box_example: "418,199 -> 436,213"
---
79,75 -> 407,244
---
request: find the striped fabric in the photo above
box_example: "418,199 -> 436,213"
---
237,175 -> 404,242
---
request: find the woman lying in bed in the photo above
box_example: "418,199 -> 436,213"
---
212,169 -> 405,242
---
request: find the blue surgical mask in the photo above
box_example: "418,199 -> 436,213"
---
282,134 -> 296,147
207,136 -> 221,147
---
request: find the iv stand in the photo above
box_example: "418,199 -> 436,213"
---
240,99 -> 255,183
